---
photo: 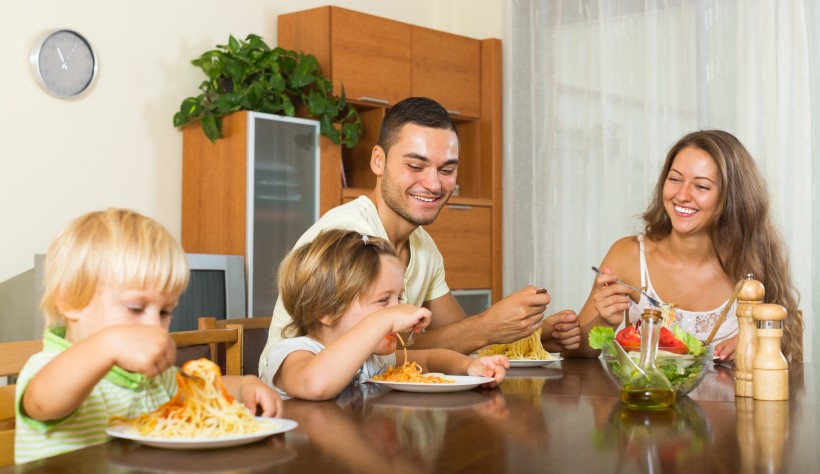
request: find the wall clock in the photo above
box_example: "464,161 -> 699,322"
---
30,29 -> 98,99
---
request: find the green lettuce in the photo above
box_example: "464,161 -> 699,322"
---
672,324 -> 706,356
589,326 -> 615,350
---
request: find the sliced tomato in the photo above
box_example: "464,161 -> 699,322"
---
658,327 -> 689,354
615,326 -> 642,352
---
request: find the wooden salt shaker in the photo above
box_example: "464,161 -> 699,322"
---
753,400 -> 789,473
735,274 -> 764,398
752,304 -> 789,401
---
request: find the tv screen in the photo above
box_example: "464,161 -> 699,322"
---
170,254 -> 246,332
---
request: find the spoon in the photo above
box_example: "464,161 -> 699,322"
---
591,266 -> 661,308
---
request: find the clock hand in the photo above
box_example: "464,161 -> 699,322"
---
57,47 -> 67,69
63,43 -> 79,64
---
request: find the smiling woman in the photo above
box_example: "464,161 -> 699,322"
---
569,130 -> 803,364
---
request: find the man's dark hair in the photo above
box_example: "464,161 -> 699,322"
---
377,97 -> 459,156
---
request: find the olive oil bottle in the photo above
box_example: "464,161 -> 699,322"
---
620,309 -> 676,409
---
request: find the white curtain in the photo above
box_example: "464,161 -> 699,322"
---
503,0 -> 818,362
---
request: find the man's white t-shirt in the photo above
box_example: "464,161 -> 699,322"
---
258,195 -> 450,379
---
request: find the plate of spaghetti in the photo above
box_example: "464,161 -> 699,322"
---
367,375 -> 495,393
107,359 -> 297,449
477,328 -> 560,368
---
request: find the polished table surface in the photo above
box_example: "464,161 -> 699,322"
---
3,359 -> 818,473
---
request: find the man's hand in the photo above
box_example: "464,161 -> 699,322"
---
478,286 -> 550,345
541,310 -> 581,351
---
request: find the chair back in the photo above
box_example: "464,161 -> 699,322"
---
198,317 -> 272,376
0,340 -> 42,467
171,325 -> 243,376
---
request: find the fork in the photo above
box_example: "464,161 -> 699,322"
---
590,266 -> 661,308
179,368 -> 204,382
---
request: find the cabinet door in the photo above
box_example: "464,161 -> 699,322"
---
424,204 -> 491,289
330,8 -> 411,106
412,27 -> 481,118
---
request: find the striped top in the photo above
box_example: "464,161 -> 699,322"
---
14,327 -> 177,464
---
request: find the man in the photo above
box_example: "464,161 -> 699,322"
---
259,97 -> 579,374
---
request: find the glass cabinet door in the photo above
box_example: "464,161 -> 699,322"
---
248,112 -> 319,317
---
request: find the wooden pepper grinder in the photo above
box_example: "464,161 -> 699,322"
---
752,303 -> 789,401
735,397 -> 756,473
735,274 -> 764,398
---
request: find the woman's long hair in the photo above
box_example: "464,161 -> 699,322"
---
642,130 -> 803,362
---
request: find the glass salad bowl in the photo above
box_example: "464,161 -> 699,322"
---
600,344 -> 714,396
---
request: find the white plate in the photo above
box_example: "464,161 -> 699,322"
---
508,357 -> 562,368
106,417 -> 298,450
366,375 -> 495,393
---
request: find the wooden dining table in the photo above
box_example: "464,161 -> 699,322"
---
2,358 -> 818,473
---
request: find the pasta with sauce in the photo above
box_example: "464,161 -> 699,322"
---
477,328 -> 553,360
111,358 -> 263,438
372,333 -> 455,384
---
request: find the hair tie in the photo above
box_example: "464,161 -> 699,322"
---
361,233 -> 370,245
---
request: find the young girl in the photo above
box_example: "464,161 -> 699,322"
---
15,209 -> 282,464
262,228 -> 509,400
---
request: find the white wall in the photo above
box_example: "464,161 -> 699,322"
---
0,0 -> 503,284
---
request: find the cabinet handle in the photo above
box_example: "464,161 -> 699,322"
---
446,109 -> 462,116
447,205 -> 472,210
359,96 -> 389,105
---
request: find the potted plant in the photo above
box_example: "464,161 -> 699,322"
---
173,34 -> 361,147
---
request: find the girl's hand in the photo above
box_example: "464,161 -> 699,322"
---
592,266 -> 632,327
235,376 -> 283,417
377,304 -> 431,334
467,355 -> 509,387
714,335 -> 738,362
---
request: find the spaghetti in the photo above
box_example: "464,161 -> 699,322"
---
112,358 -> 263,438
371,332 -> 455,384
477,328 -> 553,360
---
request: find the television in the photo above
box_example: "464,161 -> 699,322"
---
452,289 -> 492,316
170,254 -> 247,332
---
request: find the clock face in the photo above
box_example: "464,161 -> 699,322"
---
31,30 -> 97,98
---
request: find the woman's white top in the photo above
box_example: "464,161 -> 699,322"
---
626,234 -> 738,345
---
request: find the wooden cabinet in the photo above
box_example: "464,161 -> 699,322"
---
278,6 -> 503,300
278,7 -> 411,107
412,27 -> 481,118
425,204 -> 491,289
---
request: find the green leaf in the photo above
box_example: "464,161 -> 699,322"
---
588,326 -> 615,350
201,114 -> 222,143
672,325 -> 706,356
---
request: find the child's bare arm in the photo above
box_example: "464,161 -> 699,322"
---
276,304 -> 430,400
222,375 -> 283,417
23,325 -> 176,421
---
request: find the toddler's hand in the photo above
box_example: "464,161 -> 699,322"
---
467,355 -> 509,387
104,325 -> 177,377
237,376 -> 283,417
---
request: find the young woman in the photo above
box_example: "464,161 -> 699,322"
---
570,130 -> 802,363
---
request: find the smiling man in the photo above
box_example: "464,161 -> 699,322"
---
259,97 -> 580,375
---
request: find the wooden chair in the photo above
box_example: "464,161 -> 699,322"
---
198,317 -> 272,377
171,325 -> 243,376
0,340 -> 43,467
